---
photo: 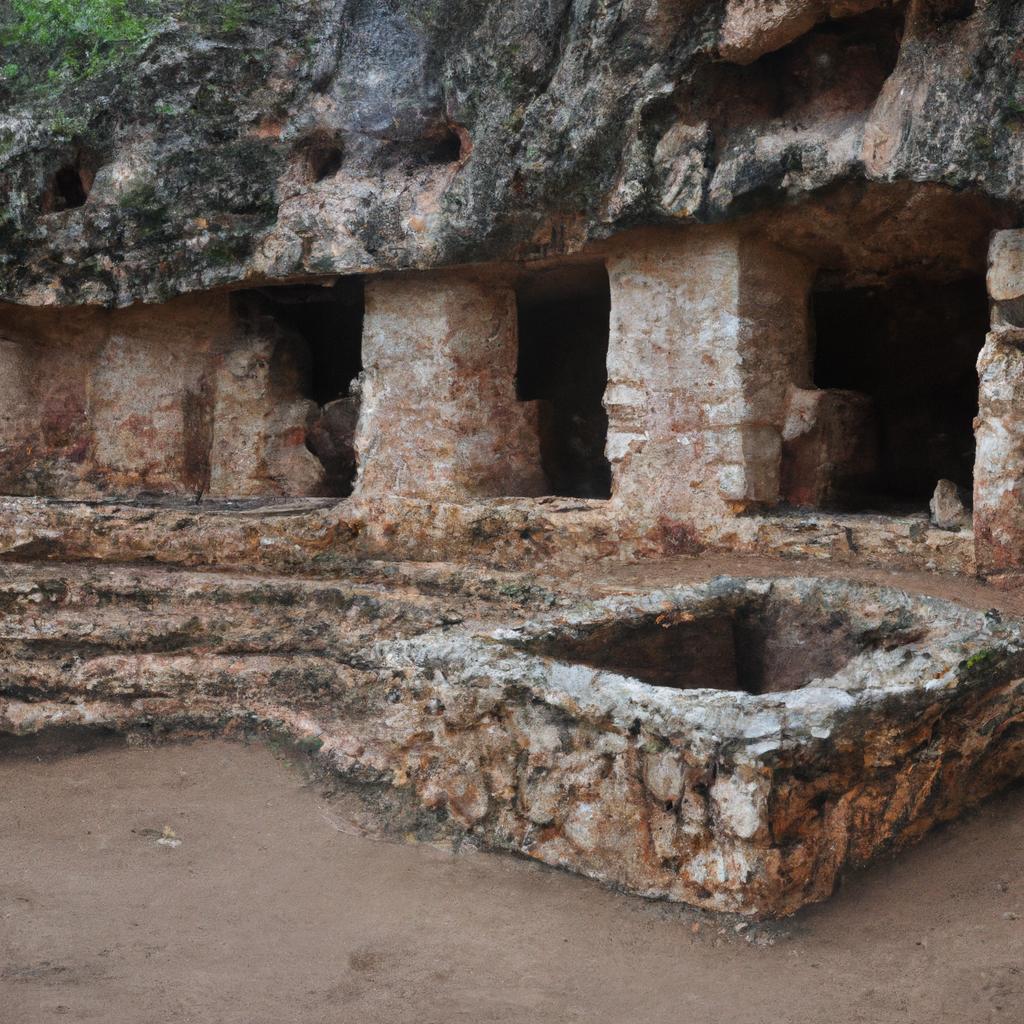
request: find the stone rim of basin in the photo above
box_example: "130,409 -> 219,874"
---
378,576 -> 1022,752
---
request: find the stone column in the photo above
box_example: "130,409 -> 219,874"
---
354,271 -> 545,500
974,230 -> 1024,577
605,227 -> 813,524
0,327 -> 40,495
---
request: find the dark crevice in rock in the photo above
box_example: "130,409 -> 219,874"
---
515,262 -> 612,500
913,0 -> 976,28
41,156 -> 94,214
299,133 -> 345,182
420,125 -> 464,164
374,123 -> 467,170
251,280 -> 364,497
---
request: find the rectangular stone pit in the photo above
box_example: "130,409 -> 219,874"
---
372,577 -> 1024,918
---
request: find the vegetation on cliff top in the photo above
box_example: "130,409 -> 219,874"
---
0,0 -> 154,86
0,0 -> 270,96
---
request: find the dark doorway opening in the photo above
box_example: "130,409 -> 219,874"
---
808,275 -> 987,512
301,134 -> 344,182
515,264 -> 612,499
255,278 -> 364,496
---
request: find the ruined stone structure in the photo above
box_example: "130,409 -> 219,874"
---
3,0 -> 1024,917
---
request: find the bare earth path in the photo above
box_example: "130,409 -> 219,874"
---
1,738 -> 1022,1024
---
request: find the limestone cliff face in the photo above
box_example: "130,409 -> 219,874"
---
0,0 -> 1020,307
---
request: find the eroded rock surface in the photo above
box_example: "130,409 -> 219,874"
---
0,0 -> 1020,306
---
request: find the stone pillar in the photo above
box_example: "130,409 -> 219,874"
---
354,271 -> 545,500
975,230 -> 1024,576
605,227 -> 813,523
0,337 -> 37,463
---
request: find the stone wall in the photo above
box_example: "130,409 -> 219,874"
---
0,293 -> 324,500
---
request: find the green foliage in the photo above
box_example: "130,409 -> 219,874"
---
48,109 -> 87,138
218,0 -> 255,33
0,0 -> 156,85
964,648 -> 998,671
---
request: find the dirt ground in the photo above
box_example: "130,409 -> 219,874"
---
1,738 -> 1021,1024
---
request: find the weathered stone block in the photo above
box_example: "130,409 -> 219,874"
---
930,479 -> 970,532
780,386 -> 878,507
90,305 -> 218,496
988,231 -> 1024,329
606,228 -> 813,519
355,272 -> 545,500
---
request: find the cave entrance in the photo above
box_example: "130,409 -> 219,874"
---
792,274 -> 988,513
515,263 -> 612,499
41,154 -> 95,214
256,279 -> 364,496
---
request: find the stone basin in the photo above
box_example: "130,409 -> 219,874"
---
379,576 -> 1024,917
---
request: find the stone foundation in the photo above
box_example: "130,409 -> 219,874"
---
3,573 -> 1021,918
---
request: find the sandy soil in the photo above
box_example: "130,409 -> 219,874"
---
573,550 -> 1024,617
1,737 -> 1022,1024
